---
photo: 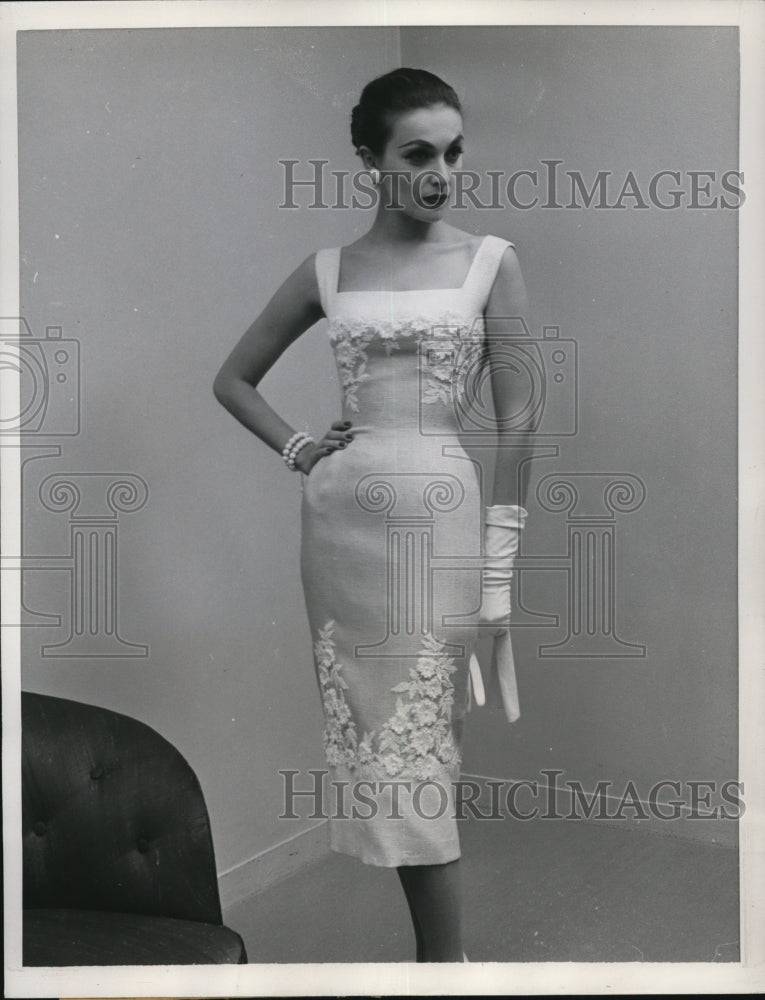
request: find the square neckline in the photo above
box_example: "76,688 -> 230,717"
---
334,234 -> 491,296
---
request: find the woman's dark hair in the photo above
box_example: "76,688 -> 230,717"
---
351,68 -> 462,157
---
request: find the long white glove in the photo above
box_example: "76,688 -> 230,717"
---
468,504 -> 528,722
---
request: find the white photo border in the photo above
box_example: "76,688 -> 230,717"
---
2,0 -> 763,996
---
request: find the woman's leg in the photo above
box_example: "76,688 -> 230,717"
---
396,859 -> 463,962
397,867 -> 427,962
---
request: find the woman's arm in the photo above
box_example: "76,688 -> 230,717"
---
483,245 -> 535,507
213,254 -> 345,473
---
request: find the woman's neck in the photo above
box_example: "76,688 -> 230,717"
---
364,206 -> 448,247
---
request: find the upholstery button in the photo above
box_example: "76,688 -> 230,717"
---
33,820 -> 46,836
90,765 -> 104,780
137,837 -> 150,853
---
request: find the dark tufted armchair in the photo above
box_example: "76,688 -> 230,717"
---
22,691 -> 248,965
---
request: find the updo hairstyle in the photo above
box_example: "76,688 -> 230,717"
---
350,67 -> 462,158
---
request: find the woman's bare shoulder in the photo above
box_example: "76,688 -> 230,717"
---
288,250 -> 323,297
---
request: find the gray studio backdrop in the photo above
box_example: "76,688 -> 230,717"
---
16,25 -> 738,903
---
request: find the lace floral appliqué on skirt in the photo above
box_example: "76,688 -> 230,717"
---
314,620 -> 462,782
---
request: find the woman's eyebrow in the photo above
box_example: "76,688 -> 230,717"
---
396,134 -> 465,150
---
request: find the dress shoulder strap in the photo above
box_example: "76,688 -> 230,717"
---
464,234 -> 516,307
314,247 -> 341,317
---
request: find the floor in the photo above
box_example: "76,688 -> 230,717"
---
224,815 -> 740,964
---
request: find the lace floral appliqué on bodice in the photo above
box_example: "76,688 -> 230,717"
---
327,311 -> 486,413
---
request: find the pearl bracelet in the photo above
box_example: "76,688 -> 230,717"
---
282,431 -> 314,470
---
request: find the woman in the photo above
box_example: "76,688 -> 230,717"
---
214,67 -> 534,963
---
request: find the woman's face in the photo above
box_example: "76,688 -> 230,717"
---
373,103 -> 464,221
